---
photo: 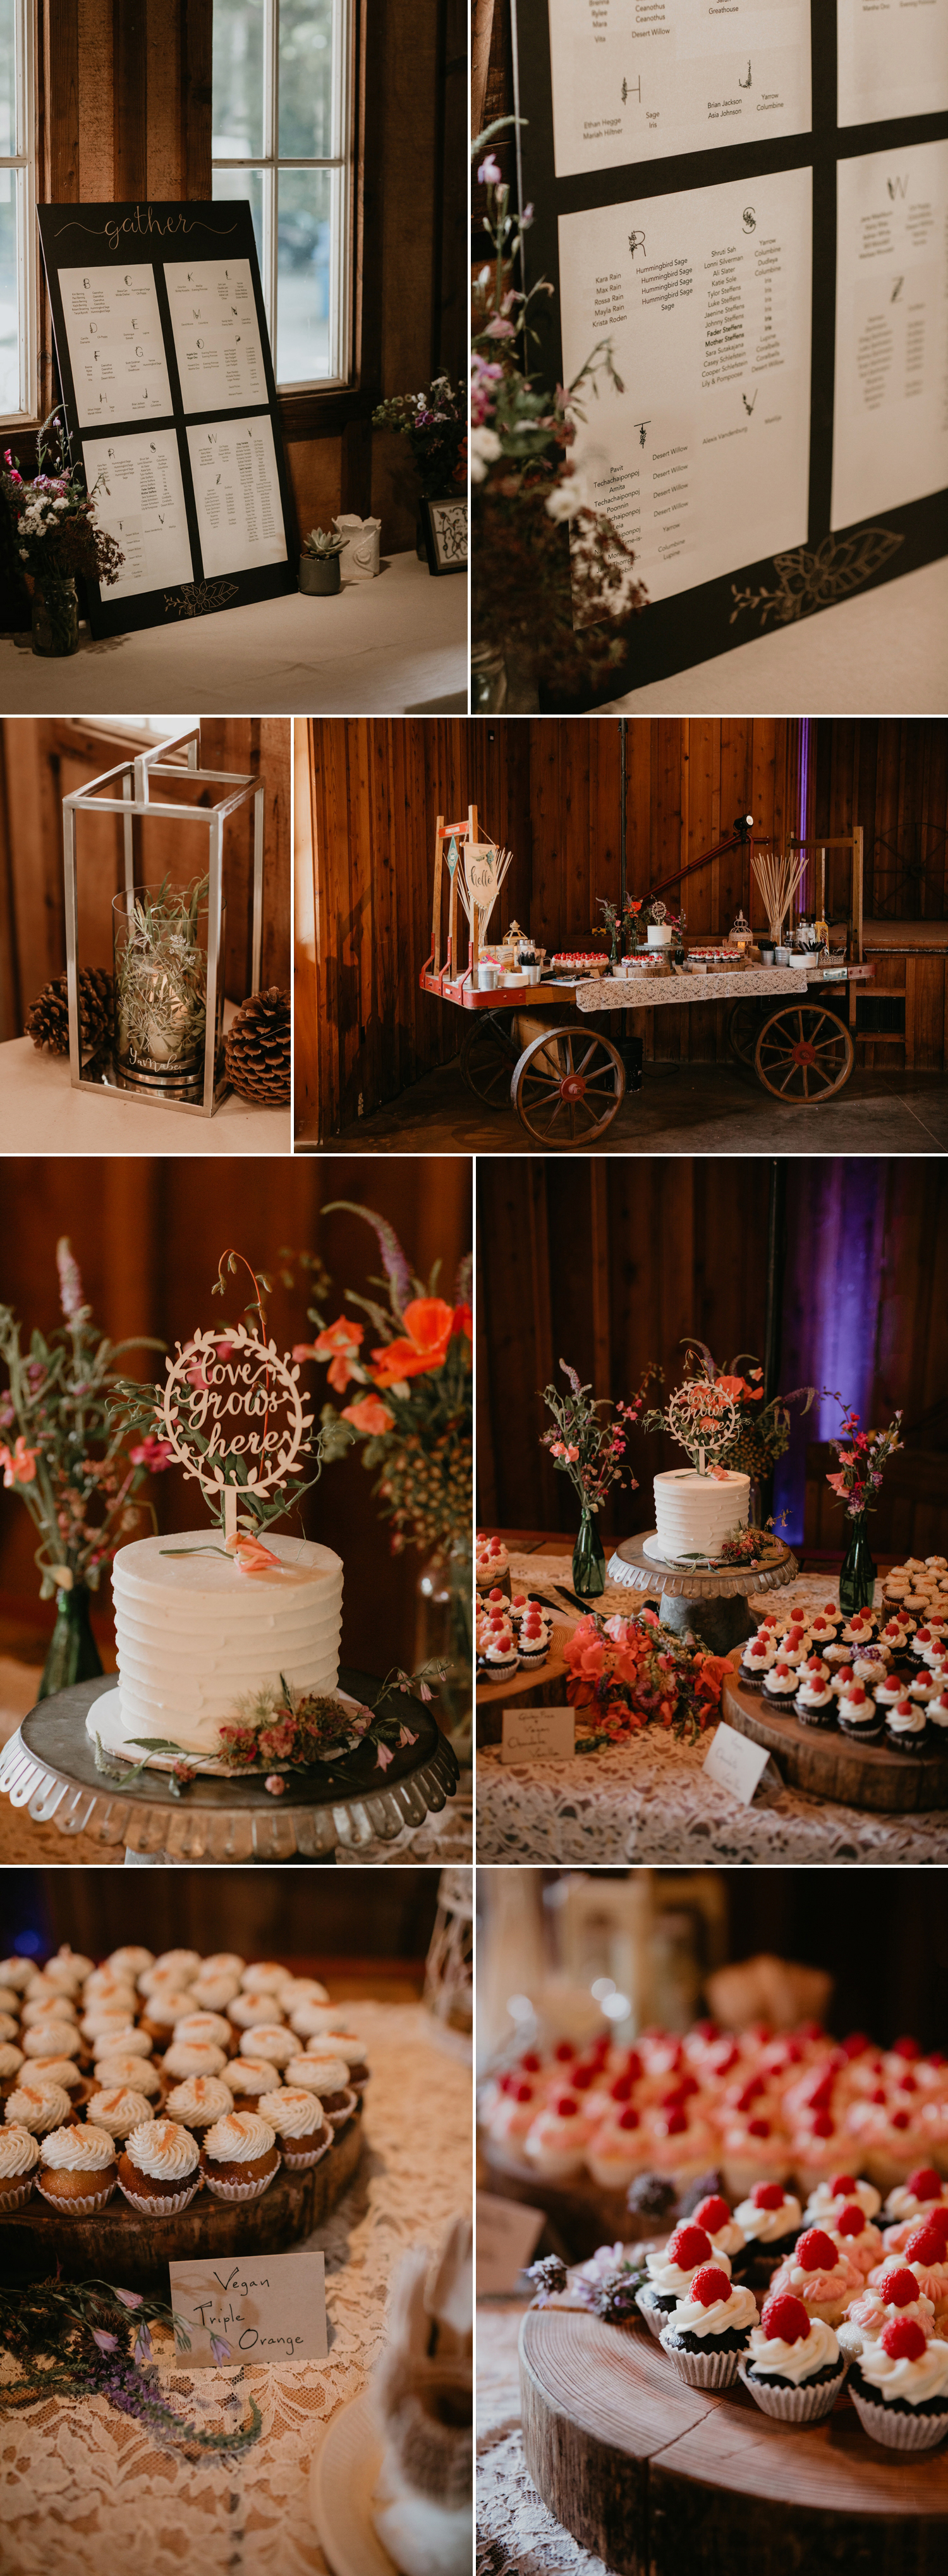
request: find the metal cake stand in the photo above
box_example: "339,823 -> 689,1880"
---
606,1531 -> 799,1653
0,1669 -> 459,1863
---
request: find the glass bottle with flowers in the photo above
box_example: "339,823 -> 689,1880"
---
285,1205 -> 473,1759
823,1394 -> 904,1613
0,1241 -> 168,1697
540,1359 -> 657,1596
1,412 -> 125,656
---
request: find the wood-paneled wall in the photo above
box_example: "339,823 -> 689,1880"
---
813,720 -> 948,1073
0,718 -> 290,1040
3,1867 -> 442,1971
476,1158 -> 948,1561
0,1155 -> 471,1674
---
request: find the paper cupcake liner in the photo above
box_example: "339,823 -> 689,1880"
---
659,2331 -> 744,2389
35,2176 -> 116,2214
202,2159 -> 281,2202
635,2286 -> 669,2341
0,2178 -> 37,2211
848,2388 -> 948,2451
324,2089 -> 359,2129
281,2137 -> 333,2168
117,2179 -> 201,2214
738,2362 -> 848,2423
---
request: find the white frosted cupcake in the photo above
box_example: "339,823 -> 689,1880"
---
118,2118 -> 202,2214
739,1635 -> 776,1691
806,2173 -> 882,2226
200,1953 -> 246,1982
523,2093 -> 591,2179
848,2317 -> 948,2448
94,2052 -> 162,2097
0,2123 -> 40,2209
21,2022 -> 80,2060
237,2023 -> 297,2070
4,2080 -> 73,2134
636,2224 -> 731,2337
282,2053 -> 356,2125
257,2087 -> 333,2169
240,1961 -> 288,1994
220,2056 -> 281,2110
171,2011 -> 233,2050
200,2110 -> 281,2201
733,2182 -> 803,2278
739,2291 -> 846,2422
21,2056 -> 84,2099
87,2087 -> 157,2138
659,2264 -> 757,2389
106,1946 -> 154,1980
228,1990 -> 287,2032
838,2264 -> 937,2358
835,1679 -> 884,1745
307,2028 -> 370,2088
163,2075 -> 234,2131
795,1668 -> 837,1727
885,1695 -> 929,1754
763,1660 -> 799,1702
21,1992 -> 78,2028
0,2042 -> 24,2099
161,2040 -> 228,2083
37,2124 -> 118,2213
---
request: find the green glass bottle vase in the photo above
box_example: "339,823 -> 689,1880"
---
837,1512 -> 877,1617
39,1585 -> 104,1701
572,1506 -> 606,1598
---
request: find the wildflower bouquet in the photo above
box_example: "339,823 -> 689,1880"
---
562,1607 -> 729,1751
823,1395 -> 904,1519
676,1341 -> 817,1482
287,1203 -> 473,1559
541,1359 -> 657,1512
471,128 -> 646,701
0,2275 -> 261,2453
0,1238 -> 167,1602
2,409 -> 125,636
372,376 -> 467,500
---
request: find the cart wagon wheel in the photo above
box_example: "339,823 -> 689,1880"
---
511,1027 -> 626,1144
725,997 -> 767,1069
753,1002 -> 855,1103
460,1020 -> 518,1110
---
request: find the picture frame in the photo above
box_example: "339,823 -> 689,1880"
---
421,495 -> 468,577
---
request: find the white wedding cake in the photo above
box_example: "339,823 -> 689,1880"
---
86,1530 -> 344,1770
653,1468 -> 750,1562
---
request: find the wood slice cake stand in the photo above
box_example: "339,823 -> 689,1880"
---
519,2303 -> 948,2576
0,1670 -> 459,1861
607,1534 -> 798,1656
476,1622 -> 573,1746
722,1667 -> 948,1815
0,2103 -> 363,2290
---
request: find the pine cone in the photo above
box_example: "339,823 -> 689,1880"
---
25,967 -> 113,1057
224,986 -> 291,1107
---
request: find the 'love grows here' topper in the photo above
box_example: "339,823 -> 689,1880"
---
161,1322 -> 313,1537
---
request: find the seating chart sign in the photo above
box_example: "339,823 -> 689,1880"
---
38,202 -> 296,637
513,0 -> 947,698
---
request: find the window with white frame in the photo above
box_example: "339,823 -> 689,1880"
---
212,0 -> 353,392
0,0 -> 36,422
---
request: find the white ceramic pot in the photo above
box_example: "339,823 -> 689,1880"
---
775,946 -> 791,966
789,952 -> 810,970
333,515 -> 381,580
475,962 -> 497,989
760,948 -> 775,964
647,923 -> 673,948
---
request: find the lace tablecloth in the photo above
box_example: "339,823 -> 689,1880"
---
477,2303 -> 607,2576
1,2003 -> 471,2576
479,1562 -> 947,1864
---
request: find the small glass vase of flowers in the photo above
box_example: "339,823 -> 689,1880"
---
540,1359 -> 657,1597
1,410 -> 125,655
823,1393 -> 903,1614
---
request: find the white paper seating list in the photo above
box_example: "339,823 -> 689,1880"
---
186,414 -> 288,575
60,264 -> 173,426
546,0 -> 811,177
837,0 -> 948,127
558,167 -> 811,603
164,259 -> 265,414
831,138 -> 948,530
82,429 -> 193,596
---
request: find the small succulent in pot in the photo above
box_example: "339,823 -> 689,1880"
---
300,527 -> 346,596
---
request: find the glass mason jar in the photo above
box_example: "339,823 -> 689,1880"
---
32,576 -> 80,657
112,886 -> 224,1100
40,1583 -> 104,1702
838,1510 -> 877,1616
573,1504 -> 606,1598
415,1542 -> 472,1764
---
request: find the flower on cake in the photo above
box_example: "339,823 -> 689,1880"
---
224,1533 -> 284,1576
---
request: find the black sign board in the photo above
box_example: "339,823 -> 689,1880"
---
511,1 -> 947,703
38,200 -> 298,635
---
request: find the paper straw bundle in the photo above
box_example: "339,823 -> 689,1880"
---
750,842 -> 809,945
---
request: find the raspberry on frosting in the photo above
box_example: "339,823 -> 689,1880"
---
880,2316 -> 927,2362
689,2265 -> 731,2307
760,2292 -> 810,2344
665,2224 -> 713,2269
750,2181 -> 785,2210
691,2196 -> 731,2234
795,2228 -> 838,2271
876,2266 -> 927,2308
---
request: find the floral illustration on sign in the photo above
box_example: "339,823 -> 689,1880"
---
730,528 -> 904,628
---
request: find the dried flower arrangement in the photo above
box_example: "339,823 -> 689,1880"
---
114,873 -> 212,1082
540,1359 -> 657,1514
0,1237 -> 166,1604
823,1395 -> 903,1520
1,410 -> 125,649
372,377 -> 467,500
0,2276 -> 261,2455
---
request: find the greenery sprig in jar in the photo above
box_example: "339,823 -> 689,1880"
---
541,1358 -> 658,1597
1,410 -> 124,656
112,872 -> 219,1100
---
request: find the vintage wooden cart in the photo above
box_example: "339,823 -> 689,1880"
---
420,811 -> 875,1143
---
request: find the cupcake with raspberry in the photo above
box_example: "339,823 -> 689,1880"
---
720,2113 -> 792,2202
636,2223 -> 730,2339
476,1537 -> 510,1600
659,2262 -> 757,2388
795,1664 -> 837,1727
200,2109 -> 281,2202
925,1686 -> 948,1734
518,1609 -> 552,1669
585,2102 -> 653,2191
791,2114 -> 854,2198
257,2087 -> 333,2169
483,1626 -> 518,1683
36,2123 -> 118,2213
770,1629 -> 809,1670
908,1672 -> 939,1709
688,2192 -> 749,2278
882,2168 -> 948,2252
645,2101 -> 718,2190
117,2118 -> 202,2214
893,2217 -> 948,2324
162,2075 -> 234,2134
762,1660 -> 800,1705
739,1634 -> 777,1691
829,2199 -> 884,2277
769,2226 -> 863,2325
0,2123 -> 40,2210
485,2078 -> 543,2157
806,2170 -> 882,2226
739,2290 -> 848,2422
885,1693 -> 929,1754
848,2315 -> 948,2450
524,2090 -> 592,2179
808,1609 -> 842,1652
839,2263 -> 938,2358
833,1677 -> 883,1745
840,1612 -> 877,1650
732,2181 -> 803,2282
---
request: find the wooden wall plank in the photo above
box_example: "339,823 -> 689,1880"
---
181,0 -> 212,197
77,0 -> 114,195
146,0 -> 183,194
113,0 -> 149,200
905,956 -> 945,1069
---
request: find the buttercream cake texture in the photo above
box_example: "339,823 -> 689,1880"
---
85,1529 -> 343,1769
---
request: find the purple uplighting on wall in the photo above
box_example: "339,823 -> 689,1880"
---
772,1163 -> 885,1547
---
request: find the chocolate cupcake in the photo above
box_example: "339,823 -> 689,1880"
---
795,1668 -> 837,1727
200,2109 -> 281,2202
257,2086 -> 333,2169
885,1695 -> 929,1754
118,2118 -> 202,2214
835,1679 -> 884,1745
739,2292 -> 847,2422
636,2223 -> 727,2336
848,2317 -> 948,2450
739,1635 -> 776,1692
659,2264 -> 757,2388
37,2124 -> 118,2212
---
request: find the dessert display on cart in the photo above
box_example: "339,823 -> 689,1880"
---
420,807 -> 875,1143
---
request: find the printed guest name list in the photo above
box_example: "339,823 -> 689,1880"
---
547,0 -> 811,176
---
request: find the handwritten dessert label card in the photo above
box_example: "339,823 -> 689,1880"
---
169,2250 -> 328,2367
476,2193 -> 546,2295
702,1721 -> 772,1806
501,1707 -> 576,1763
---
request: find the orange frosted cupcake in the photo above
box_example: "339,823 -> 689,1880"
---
199,2110 -> 280,2201
117,2118 -> 202,2214
0,2123 -> 40,2208
37,2124 -> 118,2212
258,2087 -> 333,2169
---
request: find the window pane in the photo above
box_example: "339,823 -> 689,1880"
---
279,0 -> 334,161
0,169 -> 20,415
212,0 -> 265,161
276,166 -> 332,383
0,0 -> 15,159
212,166 -> 265,283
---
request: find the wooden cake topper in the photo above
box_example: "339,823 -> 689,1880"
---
160,1322 -> 314,1541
